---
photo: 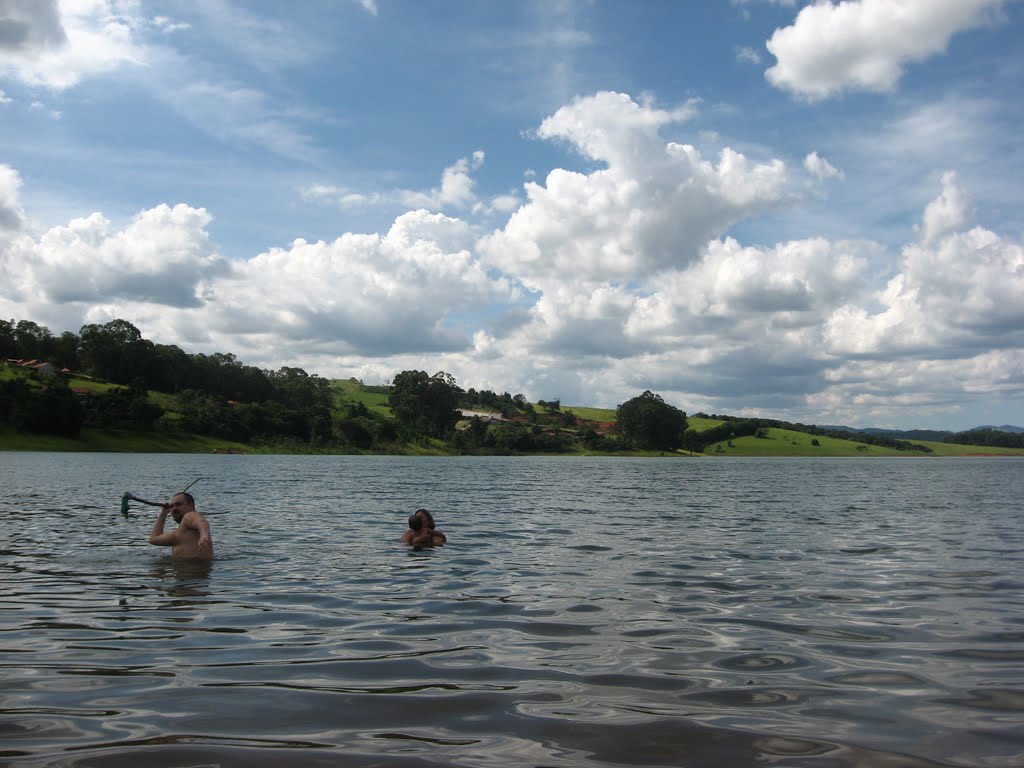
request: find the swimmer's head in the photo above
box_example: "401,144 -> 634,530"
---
169,492 -> 194,523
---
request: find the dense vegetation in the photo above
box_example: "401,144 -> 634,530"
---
942,428 -> 1024,449
3,317 -> 1022,456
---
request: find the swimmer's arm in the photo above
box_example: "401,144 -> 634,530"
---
148,505 -> 176,547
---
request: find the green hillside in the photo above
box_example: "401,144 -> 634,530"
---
3,368 -> 1023,456
331,378 -> 392,416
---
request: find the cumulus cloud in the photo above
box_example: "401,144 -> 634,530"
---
3,204 -> 227,307
765,0 -> 1004,101
825,174 -> 1022,357
0,0 -> 145,89
479,91 -> 792,286
0,180 -> 521,367
188,209 -> 516,359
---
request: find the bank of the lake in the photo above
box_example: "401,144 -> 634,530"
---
3,423 -> 1024,457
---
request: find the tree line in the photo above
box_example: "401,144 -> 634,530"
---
942,428 -> 1024,449
1,317 -> 694,452
4,316 -> 1019,453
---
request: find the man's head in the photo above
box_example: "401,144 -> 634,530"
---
170,492 -> 195,523
408,514 -> 423,531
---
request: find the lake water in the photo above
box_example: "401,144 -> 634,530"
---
1,453 -> 1022,767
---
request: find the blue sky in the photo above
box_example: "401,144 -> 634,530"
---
1,0 -> 1022,431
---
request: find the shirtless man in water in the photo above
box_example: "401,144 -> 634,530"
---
402,508 -> 447,547
149,492 -> 214,560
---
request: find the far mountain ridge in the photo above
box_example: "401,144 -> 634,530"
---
816,424 -> 1024,439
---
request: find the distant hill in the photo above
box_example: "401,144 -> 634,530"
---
818,425 -> 952,442
819,424 -> 1024,440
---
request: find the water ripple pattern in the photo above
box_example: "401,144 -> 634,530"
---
1,454 -> 1022,767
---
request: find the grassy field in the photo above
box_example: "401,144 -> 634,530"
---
562,405 -> 616,422
700,427 -> 1024,457
0,426 -> 248,453
332,379 -> 393,417
902,439 -> 1024,457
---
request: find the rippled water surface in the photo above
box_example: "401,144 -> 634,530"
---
1,454 -> 1023,767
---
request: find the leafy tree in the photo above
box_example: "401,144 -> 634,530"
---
13,320 -> 54,360
389,370 -> 463,439
52,332 -> 81,370
0,319 -> 15,358
616,390 -> 688,451
151,343 -> 192,394
79,319 -> 151,384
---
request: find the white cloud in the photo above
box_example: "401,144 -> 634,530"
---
479,92 -> 792,286
400,151 -> 486,211
302,152 -> 513,216
3,203 -> 227,307
0,0 -> 146,90
804,151 -> 844,181
173,209 -> 516,360
765,0 -> 1005,100
150,16 -> 190,35
826,176 -> 1022,357
807,348 -> 1024,427
916,170 -> 972,244
0,163 -> 26,230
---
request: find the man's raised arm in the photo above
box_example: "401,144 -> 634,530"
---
148,505 -> 176,547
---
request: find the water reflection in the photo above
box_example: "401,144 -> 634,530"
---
149,558 -> 214,600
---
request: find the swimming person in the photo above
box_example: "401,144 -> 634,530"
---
148,492 -> 214,560
402,508 -> 447,546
